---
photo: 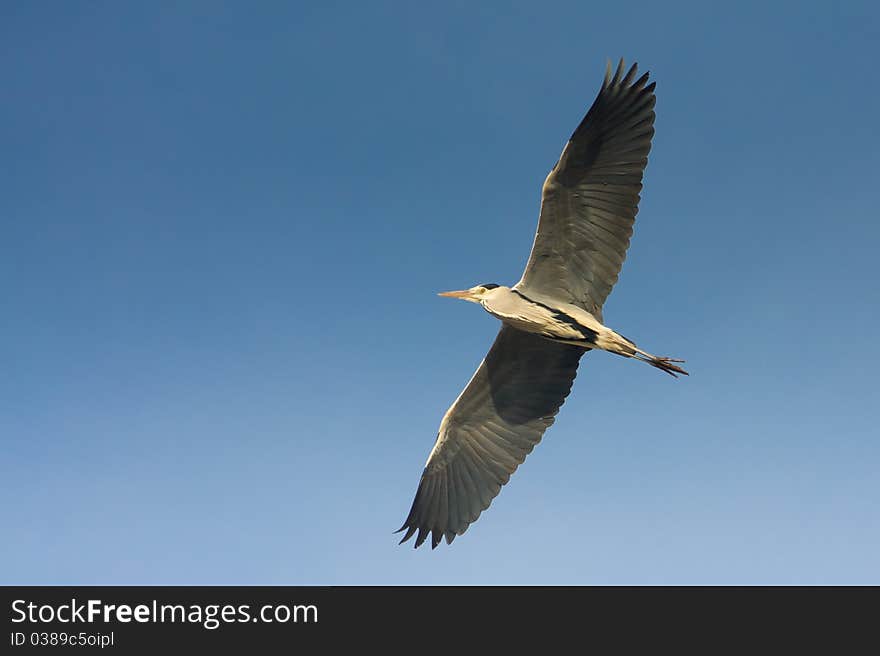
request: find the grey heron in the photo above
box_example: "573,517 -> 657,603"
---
398,60 -> 687,549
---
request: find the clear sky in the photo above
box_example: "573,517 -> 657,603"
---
2,1 -> 878,584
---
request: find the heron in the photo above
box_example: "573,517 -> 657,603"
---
397,60 -> 687,549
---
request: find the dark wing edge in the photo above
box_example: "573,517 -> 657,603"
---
516,59 -> 657,313
396,326 -> 585,549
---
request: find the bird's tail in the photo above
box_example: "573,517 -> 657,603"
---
631,347 -> 689,377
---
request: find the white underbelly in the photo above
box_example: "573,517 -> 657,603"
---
496,313 -> 593,342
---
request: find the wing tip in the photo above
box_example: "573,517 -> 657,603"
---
601,58 -> 656,95
395,523 -> 417,545
396,522 -> 460,549
612,58 -> 625,86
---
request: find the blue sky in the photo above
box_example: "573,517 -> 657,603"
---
2,1 -> 878,584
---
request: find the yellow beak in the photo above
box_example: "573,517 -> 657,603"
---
438,289 -> 475,299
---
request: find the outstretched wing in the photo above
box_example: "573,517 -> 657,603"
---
516,60 -> 656,315
397,326 -> 584,548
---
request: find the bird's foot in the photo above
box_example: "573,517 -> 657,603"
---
649,356 -> 689,378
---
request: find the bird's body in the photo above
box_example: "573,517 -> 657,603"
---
456,284 -> 687,375
477,285 -> 611,346
398,60 -> 687,549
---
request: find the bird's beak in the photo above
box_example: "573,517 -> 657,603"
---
438,289 -> 475,299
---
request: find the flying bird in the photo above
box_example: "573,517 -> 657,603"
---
397,60 -> 687,549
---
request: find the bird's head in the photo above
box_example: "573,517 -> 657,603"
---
438,283 -> 501,303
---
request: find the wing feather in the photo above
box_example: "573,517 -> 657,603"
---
397,326 -> 584,548
516,59 -> 657,315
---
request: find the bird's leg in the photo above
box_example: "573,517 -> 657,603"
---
590,326 -> 688,377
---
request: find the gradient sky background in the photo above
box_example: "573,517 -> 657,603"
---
2,1 -> 878,584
